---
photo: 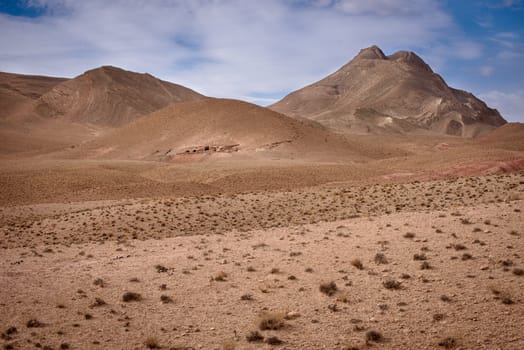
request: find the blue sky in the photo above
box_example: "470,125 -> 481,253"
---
0,0 -> 523,121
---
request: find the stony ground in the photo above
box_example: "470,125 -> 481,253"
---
1,173 -> 523,350
1,173 -> 522,248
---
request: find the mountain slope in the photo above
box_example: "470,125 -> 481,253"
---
0,72 -> 67,118
32,66 -> 204,127
73,98 -> 369,162
270,46 -> 506,137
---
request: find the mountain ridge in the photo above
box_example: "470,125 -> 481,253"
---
31,65 -> 205,127
270,45 -> 506,137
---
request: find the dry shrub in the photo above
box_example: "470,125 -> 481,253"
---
257,311 -> 286,330
144,337 -> 161,349
374,253 -> 388,264
319,281 -> 338,296
365,330 -> 383,343
246,331 -> 264,342
213,271 -> 228,281
438,337 -> 457,349
122,291 -> 142,302
383,279 -> 401,290
351,259 -> 364,270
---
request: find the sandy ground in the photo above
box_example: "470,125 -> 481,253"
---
1,173 -> 523,350
2,64 -> 524,350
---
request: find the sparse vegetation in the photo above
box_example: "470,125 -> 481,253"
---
461,253 -> 473,260
26,319 -> 43,328
420,261 -> 431,270
160,295 -> 173,304
122,291 -> 142,302
90,297 -> 106,308
240,293 -> 253,301
155,264 -> 168,273
265,336 -> 284,345
438,337 -> 457,348
433,313 -> 445,321
365,330 -> 383,343
440,295 -> 451,302
213,271 -> 228,281
319,281 -> 338,296
93,278 -> 105,287
453,244 -> 467,251
144,337 -> 161,349
383,279 -> 401,290
374,253 -> 388,264
257,311 -> 286,330
246,331 -> 264,342
351,258 -> 364,270
0,167 -> 522,349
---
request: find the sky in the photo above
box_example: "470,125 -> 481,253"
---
0,0 -> 523,122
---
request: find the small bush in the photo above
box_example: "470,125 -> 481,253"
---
155,264 -> 168,273
453,244 -> 466,251
365,330 -> 383,343
257,311 -> 286,330
351,259 -> 364,270
438,337 -> 457,348
90,297 -> 106,308
122,292 -> 142,302
513,268 -> 524,276
413,253 -> 427,261
144,337 -> 161,349
433,313 -> 445,321
240,294 -> 253,301
461,253 -> 473,261
246,331 -> 264,342
440,295 -> 451,302
93,278 -> 105,287
6,327 -> 17,335
319,281 -> 338,296
26,319 -> 43,328
374,253 -> 388,264
420,261 -> 431,270
214,271 -> 228,281
160,295 -> 173,304
383,279 -> 401,290
265,336 -> 284,345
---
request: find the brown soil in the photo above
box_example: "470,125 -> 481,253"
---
1,66 -> 523,350
1,174 -> 523,349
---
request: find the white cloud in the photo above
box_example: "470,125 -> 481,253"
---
479,90 -> 524,123
0,0 -> 481,104
333,0 -> 441,16
480,65 -> 494,77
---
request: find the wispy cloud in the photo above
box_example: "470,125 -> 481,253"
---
479,90 -> 524,122
480,65 -> 494,77
0,1 -> 455,96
